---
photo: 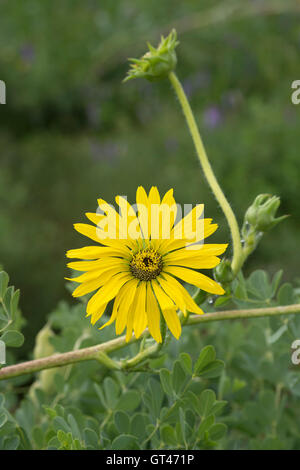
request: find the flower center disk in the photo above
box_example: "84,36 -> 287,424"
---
130,248 -> 163,281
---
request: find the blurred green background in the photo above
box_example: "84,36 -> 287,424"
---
0,0 -> 299,351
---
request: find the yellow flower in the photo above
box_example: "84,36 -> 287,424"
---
66,187 -> 227,342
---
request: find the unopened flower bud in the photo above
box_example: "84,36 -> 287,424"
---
244,194 -> 288,233
214,259 -> 234,284
124,29 -> 179,82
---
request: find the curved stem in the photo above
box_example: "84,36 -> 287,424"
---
1,303 -> 300,381
168,71 -> 243,275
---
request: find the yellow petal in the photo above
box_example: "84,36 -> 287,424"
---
165,266 -> 225,295
162,308 -> 181,339
159,219 -> 217,254
133,281 -> 147,338
67,246 -> 128,260
74,223 -> 130,250
159,273 -> 204,315
148,186 -> 160,206
164,243 -> 228,260
115,279 -> 138,335
86,272 -> 132,315
146,286 -> 162,343
172,204 -> 204,240
125,286 -> 141,342
85,212 -> 105,225
136,186 -> 149,240
115,195 -> 142,247
67,257 -> 127,272
164,255 -> 220,270
101,278 -> 137,330
90,302 -> 108,325
71,268 -> 122,297
69,264 -> 128,285
156,276 -> 187,315
151,279 -> 175,311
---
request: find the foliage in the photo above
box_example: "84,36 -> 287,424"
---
0,268 -> 300,449
0,271 -> 24,360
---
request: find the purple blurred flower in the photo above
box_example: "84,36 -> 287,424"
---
20,44 -> 35,65
203,106 -> 222,129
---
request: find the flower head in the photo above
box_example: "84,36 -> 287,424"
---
124,29 -> 179,82
244,194 -> 288,233
66,187 -> 227,342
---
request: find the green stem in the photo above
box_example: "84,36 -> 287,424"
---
121,343 -> 157,370
1,303 -> 300,381
122,317 -> 168,370
168,71 -> 243,275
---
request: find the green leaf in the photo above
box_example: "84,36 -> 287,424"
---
130,413 -> 150,439
0,272 -> 9,299
114,411 -> 130,434
267,324 -> 288,344
159,368 -> 173,396
43,407 -> 57,419
211,400 -> 227,416
143,379 -> 164,418
3,287 -> 14,314
179,407 -> 186,444
10,289 -> 20,317
53,416 -> 71,434
3,436 -> 20,450
233,272 -> 248,300
179,352 -> 193,375
185,390 -> 200,414
194,345 -> 216,375
83,428 -> 99,449
270,270 -> 283,298
111,434 -> 139,450
67,414 -> 81,441
172,360 -> 187,395
247,270 -> 271,300
47,436 -> 60,449
103,377 -> 120,409
209,423 -> 227,441
214,295 -> 231,308
94,383 -> 107,408
197,415 -> 215,441
198,389 -> 216,418
277,283 -> 295,305
1,330 -> 24,348
160,424 -> 177,447
0,411 -> 7,428
197,360 -> 225,379
117,390 -> 141,412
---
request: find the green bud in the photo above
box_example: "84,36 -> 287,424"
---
124,29 -> 179,82
244,194 -> 288,233
214,259 -> 234,284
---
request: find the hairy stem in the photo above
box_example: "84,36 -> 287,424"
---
168,71 -> 243,275
1,303 -> 300,381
